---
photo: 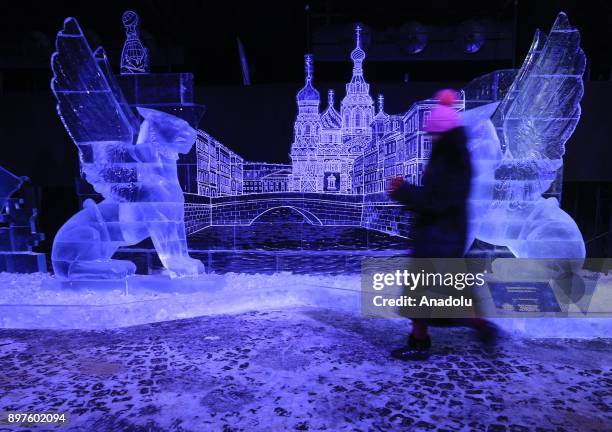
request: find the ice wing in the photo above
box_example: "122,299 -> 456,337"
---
50,17 -> 137,146
493,12 -> 585,195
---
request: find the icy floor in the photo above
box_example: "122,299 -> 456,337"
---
0,307 -> 610,431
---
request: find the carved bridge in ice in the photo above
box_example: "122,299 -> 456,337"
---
183,192 -> 407,236
210,192 -> 362,226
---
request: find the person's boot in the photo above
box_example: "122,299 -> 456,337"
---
390,333 -> 432,361
476,320 -> 499,347
466,318 -> 499,347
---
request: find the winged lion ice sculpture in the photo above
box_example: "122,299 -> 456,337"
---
462,13 -> 586,275
50,17 -> 204,280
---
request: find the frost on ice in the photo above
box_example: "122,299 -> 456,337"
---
50,17 -> 203,280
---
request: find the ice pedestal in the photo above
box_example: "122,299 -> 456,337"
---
0,253 -> 47,273
0,167 -> 46,273
0,271 -> 610,338
0,273 -> 361,330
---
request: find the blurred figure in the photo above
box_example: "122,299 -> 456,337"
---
388,89 -> 496,361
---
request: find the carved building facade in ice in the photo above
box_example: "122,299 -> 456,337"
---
289,25 -> 376,194
185,15 -> 582,255
196,24 -> 462,201
195,130 -> 244,197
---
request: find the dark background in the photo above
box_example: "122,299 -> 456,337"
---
0,0 -> 610,256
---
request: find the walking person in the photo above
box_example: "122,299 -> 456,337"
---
388,89 -> 497,361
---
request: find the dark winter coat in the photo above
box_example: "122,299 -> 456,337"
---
391,127 -> 472,258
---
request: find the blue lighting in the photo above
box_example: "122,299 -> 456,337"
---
190,16 -> 585,262
192,25 -> 460,239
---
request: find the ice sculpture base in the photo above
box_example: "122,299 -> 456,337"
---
1,273 -> 361,330
0,252 -> 47,273
0,272 -> 610,338
41,273 -> 222,294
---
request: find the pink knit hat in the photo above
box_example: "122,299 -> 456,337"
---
424,89 -> 459,133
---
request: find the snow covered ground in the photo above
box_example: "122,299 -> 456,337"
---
0,272 -> 610,430
0,307 -> 610,431
0,271 -> 611,338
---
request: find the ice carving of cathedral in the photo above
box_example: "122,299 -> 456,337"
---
290,54 -> 322,193
320,90 -> 347,193
290,25 -> 374,194
340,24 -> 374,192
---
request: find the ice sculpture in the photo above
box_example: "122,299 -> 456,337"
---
120,10 -> 149,74
51,17 -> 203,280
289,25 -> 374,194
0,167 -> 23,209
462,12 -> 586,262
0,167 -> 46,273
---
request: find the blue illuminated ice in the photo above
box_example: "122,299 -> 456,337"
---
462,13 -> 586,264
0,167 -> 46,273
0,167 -> 24,209
120,10 -> 149,74
50,17 -> 203,280
290,25 -> 374,194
